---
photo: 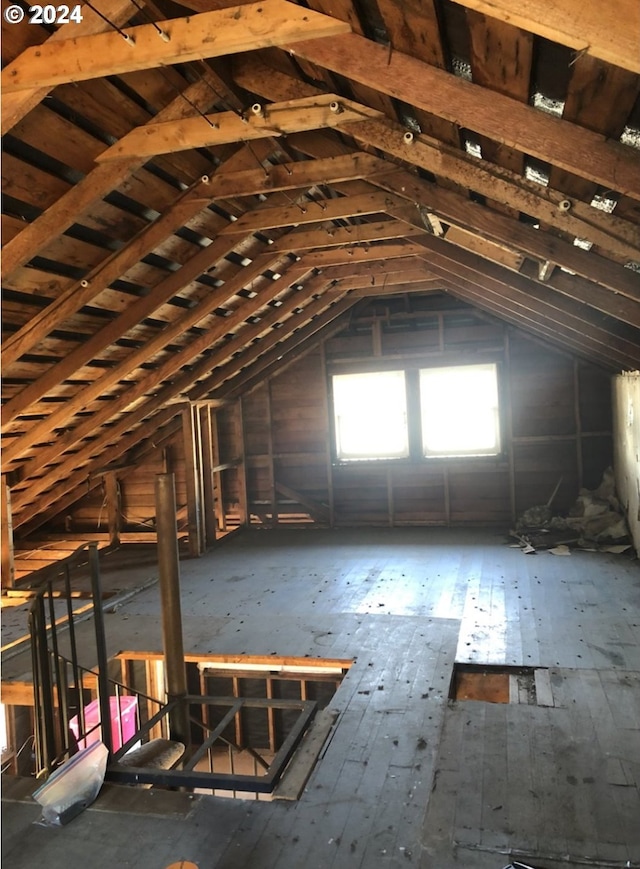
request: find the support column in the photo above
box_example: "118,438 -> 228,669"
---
1,477 -> 15,589
182,405 -> 203,557
210,410 -> 227,536
104,472 -> 121,546
89,544 -> 112,754
155,473 -> 190,747
266,380 -> 278,526
235,399 -> 249,528
199,405 -> 218,548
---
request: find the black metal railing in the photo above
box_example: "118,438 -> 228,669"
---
28,542 -> 134,775
28,541 -> 319,793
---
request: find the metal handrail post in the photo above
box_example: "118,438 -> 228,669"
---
89,543 -> 112,753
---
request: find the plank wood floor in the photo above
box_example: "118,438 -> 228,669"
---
2,528 -> 640,869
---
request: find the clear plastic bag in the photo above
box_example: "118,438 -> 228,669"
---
32,740 -> 108,827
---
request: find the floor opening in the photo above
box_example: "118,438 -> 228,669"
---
116,653 -> 353,800
450,663 -> 542,705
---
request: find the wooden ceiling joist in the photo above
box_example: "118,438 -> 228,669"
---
1,0 -> 136,132
14,410 -> 185,536
10,286 -> 352,521
1,183 -> 211,367
2,0 -> 639,538
2,241 -> 421,469
451,0 -> 640,75
233,60 -> 640,262
201,153 -> 391,200
2,153 -> 392,368
287,33 -> 640,198
372,169 -> 640,300
97,95 -> 380,162
214,295 -> 357,401
2,0 -> 351,93
1,74 -> 223,279
415,245 -> 640,371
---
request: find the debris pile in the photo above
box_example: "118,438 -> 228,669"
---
512,468 -> 632,555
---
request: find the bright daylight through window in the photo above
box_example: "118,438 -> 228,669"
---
420,363 -> 501,457
332,370 -> 409,461
331,363 -> 500,462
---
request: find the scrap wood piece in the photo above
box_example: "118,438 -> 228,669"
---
548,544 -> 571,556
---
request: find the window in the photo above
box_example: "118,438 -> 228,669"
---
419,363 -> 500,457
330,363 -> 501,462
332,370 -> 409,461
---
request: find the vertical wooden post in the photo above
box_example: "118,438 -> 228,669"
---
145,659 -> 167,741
387,467 -> 394,527
320,341 -> 335,527
104,472 -> 121,546
211,410 -> 227,535
1,477 -> 15,589
267,380 -> 278,526
182,405 -> 203,557
155,473 -> 190,747
235,399 -> 249,528
573,360 -> 584,491
504,331 -> 517,524
443,466 -> 451,525
266,676 -> 277,752
200,405 -> 217,548
372,318 -> 383,356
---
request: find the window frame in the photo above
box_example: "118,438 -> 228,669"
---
328,361 -> 504,466
329,368 -> 411,463
419,362 -> 502,459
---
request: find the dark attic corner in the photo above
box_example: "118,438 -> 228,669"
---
1,1 -> 640,868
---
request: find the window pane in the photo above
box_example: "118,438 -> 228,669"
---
333,371 -> 409,460
420,364 -> 500,457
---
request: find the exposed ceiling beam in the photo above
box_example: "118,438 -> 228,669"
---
2,244 -> 419,465
208,127 -> 638,300
326,268 -> 440,292
13,410 -> 184,534
1,247 -> 295,443
443,279 -> 626,372
218,190 -> 407,236
1,0 -> 136,132
1,183 -> 210,367
11,287 -> 351,519
286,33 -> 640,198
2,0 -> 350,93
271,218 -> 425,251
1,75 -> 222,279
97,95 -> 379,162
233,58 -> 640,262
199,152 -> 391,200
413,240 -> 640,370
2,239 -> 419,434
1,154 -> 390,366
452,0 -> 640,75
330,120 -> 639,261
187,289 -> 354,401
8,278 -> 327,509
371,169 -> 640,300
214,297 -> 356,401
348,281 -> 443,298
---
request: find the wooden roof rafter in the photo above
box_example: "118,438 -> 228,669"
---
2,0 -> 351,94
2,0 -> 640,538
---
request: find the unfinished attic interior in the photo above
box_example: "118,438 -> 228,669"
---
1,0 -> 640,867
